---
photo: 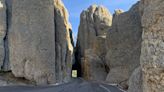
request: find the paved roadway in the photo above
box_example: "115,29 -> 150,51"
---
0,78 -> 125,92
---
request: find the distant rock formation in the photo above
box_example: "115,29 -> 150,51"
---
0,0 -> 73,85
75,5 -> 112,81
105,2 -> 142,88
140,0 -> 164,92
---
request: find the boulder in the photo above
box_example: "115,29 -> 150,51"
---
140,0 -> 164,92
105,2 -> 142,87
0,72 -> 32,86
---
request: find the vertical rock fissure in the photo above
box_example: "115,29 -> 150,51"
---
93,11 -> 98,36
74,45 -> 82,77
2,0 -> 10,71
69,29 -> 74,47
54,13 -> 59,82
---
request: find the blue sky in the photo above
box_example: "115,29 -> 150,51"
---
62,0 -> 139,37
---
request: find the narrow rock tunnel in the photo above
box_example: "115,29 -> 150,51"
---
71,44 -> 82,78
69,28 -> 82,78
72,51 -> 82,77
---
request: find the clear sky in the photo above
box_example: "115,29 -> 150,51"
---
62,0 -> 139,39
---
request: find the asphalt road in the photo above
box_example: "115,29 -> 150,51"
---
0,78 -> 125,92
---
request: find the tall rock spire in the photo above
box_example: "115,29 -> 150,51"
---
75,5 -> 112,80
54,0 -> 74,83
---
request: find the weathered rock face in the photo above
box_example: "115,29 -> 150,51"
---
54,0 -> 74,83
8,0 -> 56,85
76,5 -> 112,80
6,0 -> 73,85
128,67 -> 143,92
0,0 -> 6,70
140,0 -> 164,92
77,5 -> 112,57
81,49 -> 108,80
105,2 -> 142,87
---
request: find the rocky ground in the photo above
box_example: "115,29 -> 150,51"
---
0,78 -> 124,92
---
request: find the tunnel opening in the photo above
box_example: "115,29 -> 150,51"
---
71,46 -> 82,78
71,60 -> 82,78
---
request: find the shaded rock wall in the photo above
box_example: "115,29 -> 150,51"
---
0,0 -> 7,71
1,0 -> 12,71
105,2 -> 142,88
128,67 -> 143,92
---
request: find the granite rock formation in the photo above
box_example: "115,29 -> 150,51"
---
81,49 -> 107,80
105,2 -> 142,88
140,0 -> 164,91
54,0 -> 74,83
0,0 -> 74,85
76,5 -> 112,81
8,0 -> 56,85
